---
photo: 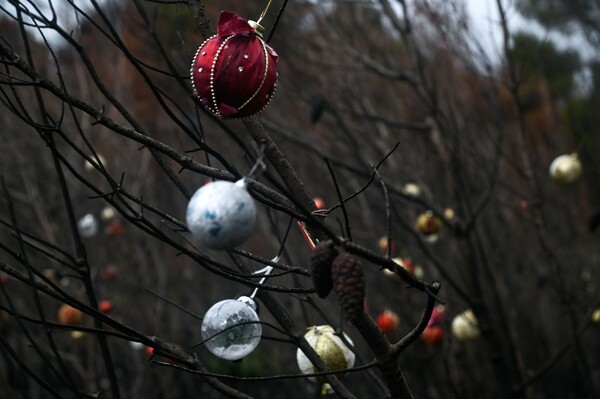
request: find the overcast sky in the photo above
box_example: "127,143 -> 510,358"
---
464,0 -> 596,62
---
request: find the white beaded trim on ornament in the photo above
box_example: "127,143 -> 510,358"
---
190,35 -> 215,101
238,36 -> 270,112
209,35 -> 234,117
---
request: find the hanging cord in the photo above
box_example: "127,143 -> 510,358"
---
256,0 -> 274,25
246,142 -> 267,180
249,256 -> 278,299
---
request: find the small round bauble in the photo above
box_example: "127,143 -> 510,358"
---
403,182 -> 421,197
451,310 -> 480,341
376,310 -> 400,334
421,326 -> 443,345
378,236 -> 397,254
313,197 -> 326,210
104,221 -> 124,237
70,331 -> 86,340
415,211 -> 442,235
99,300 -> 113,314
77,214 -> 98,238
296,325 -> 355,382
443,207 -> 455,220
100,206 -> 117,222
427,305 -> 446,327
413,265 -> 425,279
186,180 -> 257,250
84,154 -> 106,171
201,298 -> 262,361
99,264 -> 119,281
393,257 -> 415,274
549,153 -> 582,184
190,12 -> 278,119
58,304 -> 83,325
591,308 -> 600,324
42,268 -> 59,284
129,341 -> 145,351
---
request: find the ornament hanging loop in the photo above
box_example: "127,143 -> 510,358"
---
256,0 -> 274,26
247,143 -> 267,180
249,256 -> 278,299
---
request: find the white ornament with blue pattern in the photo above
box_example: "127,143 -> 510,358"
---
186,179 -> 257,250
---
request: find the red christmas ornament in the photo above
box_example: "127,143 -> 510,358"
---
427,305 -> 446,327
58,304 -> 83,325
376,310 -> 399,334
104,221 -> 124,237
421,325 -> 444,345
190,12 -> 278,119
99,264 -> 119,281
99,300 -> 114,314
313,197 -> 326,210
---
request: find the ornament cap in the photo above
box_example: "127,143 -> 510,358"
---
237,295 -> 257,311
235,178 -> 247,189
248,20 -> 265,36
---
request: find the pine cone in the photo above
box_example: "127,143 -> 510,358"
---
310,240 -> 338,298
331,254 -> 365,323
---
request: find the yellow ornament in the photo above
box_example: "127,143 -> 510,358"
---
100,206 -> 117,222
549,153 -> 582,184
451,310 -> 480,341
415,211 -> 442,236
296,325 -> 355,383
443,207 -> 455,220
403,183 -> 421,197
70,331 -> 85,340
591,308 -> 600,324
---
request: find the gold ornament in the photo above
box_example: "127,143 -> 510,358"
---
591,308 -> 600,324
415,211 -> 442,235
296,325 -> 355,383
84,154 -> 106,172
443,207 -> 455,220
549,153 -> 582,184
70,331 -> 85,340
100,206 -> 117,222
403,183 -> 421,197
451,310 -> 480,341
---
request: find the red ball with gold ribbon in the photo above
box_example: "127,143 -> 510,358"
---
190,12 -> 278,119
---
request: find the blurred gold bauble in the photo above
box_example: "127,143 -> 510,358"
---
443,207 -> 455,220
549,153 -> 582,184
100,206 -> 117,222
70,331 -> 86,340
415,211 -> 442,235
451,310 -> 480,341
296,325 -> 355,383
403,183 -> 421,197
